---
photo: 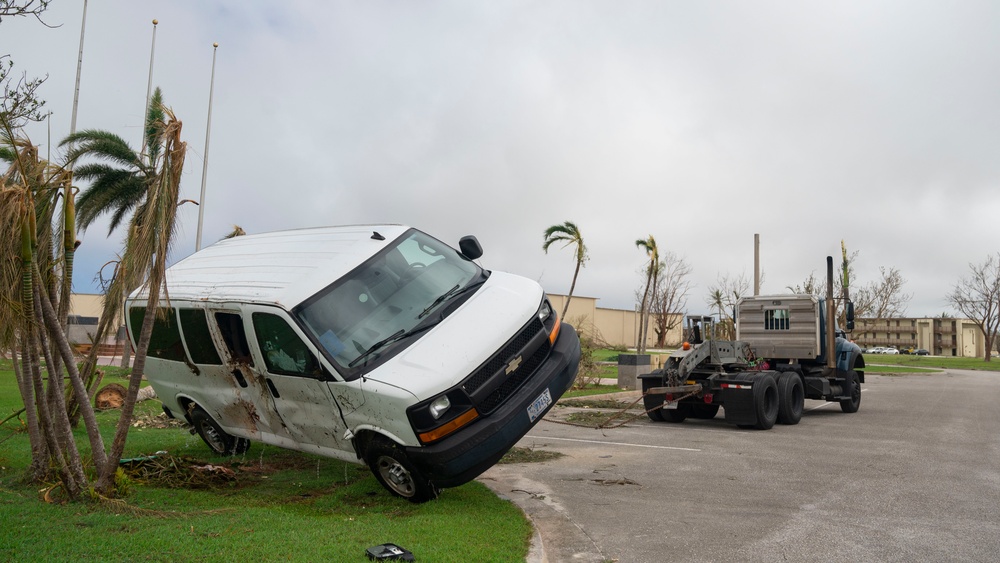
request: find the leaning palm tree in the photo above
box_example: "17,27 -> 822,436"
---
542,221 -> 588,319
635,235 -> 659,354
94,101 -> 187,493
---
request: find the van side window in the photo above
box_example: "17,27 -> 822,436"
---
129,306 -> 187,361
252,312 -> 322,377
179,308 -> 222,365
215,312 -> 254,366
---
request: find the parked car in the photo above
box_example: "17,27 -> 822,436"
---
882,347 -> 900,355
865,347 -> 885,354
914,348 -> 930,355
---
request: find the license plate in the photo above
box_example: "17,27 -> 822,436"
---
664,400 -> 679,410
527,388 -> 553,423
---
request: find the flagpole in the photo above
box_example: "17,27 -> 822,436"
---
69,0 -> 88,139
195,42 -> 218,252
141,19 -> 158,151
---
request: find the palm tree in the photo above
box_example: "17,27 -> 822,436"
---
61,88 -> 167,371
94,99 -> 188,493
543,221 -> 588,319
60,88 -> 166,235
635,235 -> 660,354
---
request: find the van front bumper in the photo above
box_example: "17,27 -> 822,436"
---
405,323 -> 580,488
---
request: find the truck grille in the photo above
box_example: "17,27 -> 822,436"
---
464,317 -> 550,414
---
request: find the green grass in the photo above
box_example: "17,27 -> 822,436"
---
864,364 -> 940,374
865,354 -> 1000,372
562,384 -> 628,398
591,348 -> 624,363
0,361 -> 532,562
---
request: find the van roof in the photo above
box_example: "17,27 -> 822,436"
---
142,225 -> 411,308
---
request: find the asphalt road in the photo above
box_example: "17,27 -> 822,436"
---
480,369 -> 1000,562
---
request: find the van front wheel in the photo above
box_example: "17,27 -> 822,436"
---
365,437 -> 438,503
191,407 -> 250,456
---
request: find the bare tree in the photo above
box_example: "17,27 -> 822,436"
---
650,252 -> 690,348
947,253 -> 1000,362
706,272 -> 752,340
854,267 -> 911,319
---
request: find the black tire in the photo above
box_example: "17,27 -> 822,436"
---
839,370 -> 862,413
641,376 -> 666,422
750,373 -> 779,430
661,403 -> 690,423
191,407 -> 251,456
365,437 -> 439,503
776,372 -> 804,425
689,404 -> 720,419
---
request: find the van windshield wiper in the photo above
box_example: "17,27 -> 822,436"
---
348,322 -> 439,368
418,278 -> 487,319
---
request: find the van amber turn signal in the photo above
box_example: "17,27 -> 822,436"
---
418,408 -> 480,444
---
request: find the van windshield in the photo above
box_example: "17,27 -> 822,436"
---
295,229 -> 482,376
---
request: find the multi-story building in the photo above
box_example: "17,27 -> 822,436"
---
853,317 -> 986,357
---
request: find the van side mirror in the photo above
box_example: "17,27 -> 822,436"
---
459,236 -> 483,260
846,301 -> 855,331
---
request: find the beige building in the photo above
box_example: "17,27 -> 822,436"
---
854,317 -> 986,358
68,291 -> 682,353
68,293 -> 126,354
547,293 -> 683,350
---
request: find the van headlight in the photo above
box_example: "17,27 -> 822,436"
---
407,390 -> 478,444
539,297 -> 561,346
429,395 -> 451,419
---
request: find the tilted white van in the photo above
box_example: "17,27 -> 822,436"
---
126,225 -> 580,501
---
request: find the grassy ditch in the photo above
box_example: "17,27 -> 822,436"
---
0,360 -> 531,562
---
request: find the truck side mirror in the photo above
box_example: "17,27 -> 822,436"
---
845,301 -> 855,331
459,236 -> 483,260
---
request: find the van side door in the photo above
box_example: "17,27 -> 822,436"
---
247,307 -> 351,455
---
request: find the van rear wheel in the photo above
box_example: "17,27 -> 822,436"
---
365,437 -> 438,503
191,407 -> 250,456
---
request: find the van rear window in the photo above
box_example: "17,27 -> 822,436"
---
129,307 -> 187,361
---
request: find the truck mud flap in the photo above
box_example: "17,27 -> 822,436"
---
722,386 -> 756,426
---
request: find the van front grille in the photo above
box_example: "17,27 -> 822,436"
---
463,317 -> 549,414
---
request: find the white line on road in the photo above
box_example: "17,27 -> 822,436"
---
524,435 -> 701,452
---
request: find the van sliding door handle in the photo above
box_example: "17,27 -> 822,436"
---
266,379 -> 280,398
232,369 -> 248,388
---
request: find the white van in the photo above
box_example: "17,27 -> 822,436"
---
125,225 -> 580,502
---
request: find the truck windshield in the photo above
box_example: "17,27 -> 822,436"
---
295,229 -> 482,376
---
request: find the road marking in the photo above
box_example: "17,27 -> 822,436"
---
806,388 -> 868,411
524,434 -> 701,452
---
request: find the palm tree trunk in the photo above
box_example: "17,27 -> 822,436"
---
33,263 -> 109,476
562,258 -> 583,319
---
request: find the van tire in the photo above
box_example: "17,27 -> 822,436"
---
365,437 -> 438,503
191,407 -> 251,456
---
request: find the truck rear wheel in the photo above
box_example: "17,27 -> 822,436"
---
776,372 -> 804,425
839,370 -> 862,413
641,376 -> 666,422
690,404 -> 720,419
750,374 -> 779,430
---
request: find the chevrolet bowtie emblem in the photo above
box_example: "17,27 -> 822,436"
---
505,356 -> 523,375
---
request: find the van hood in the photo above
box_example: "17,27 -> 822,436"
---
361,272 -> 544,401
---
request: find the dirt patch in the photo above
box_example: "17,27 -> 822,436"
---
499,446 -> 564,464
130,412 -> 187,429
558,398 -> 644,410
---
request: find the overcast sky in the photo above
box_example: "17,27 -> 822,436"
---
6,1 -> 1000,317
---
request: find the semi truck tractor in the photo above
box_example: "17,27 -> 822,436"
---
639,257 -> 864,430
